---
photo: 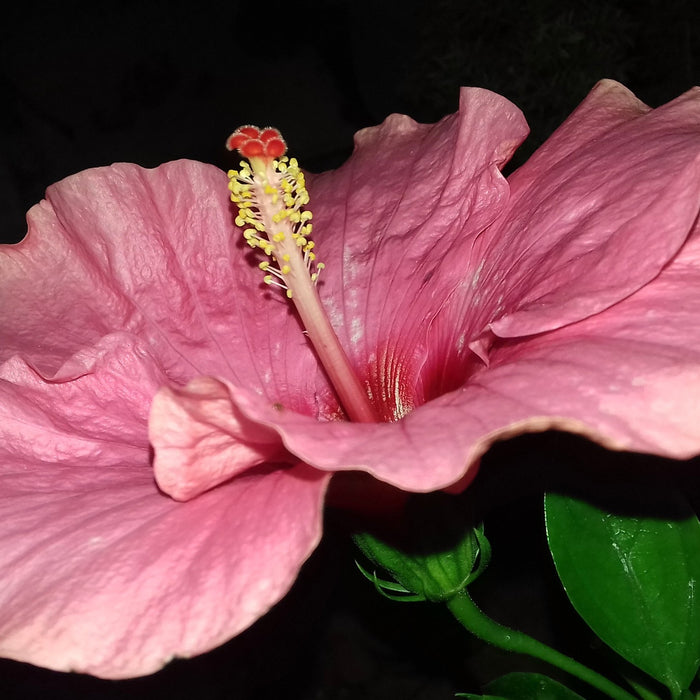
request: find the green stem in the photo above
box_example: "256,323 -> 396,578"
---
446,589 -> 638,700
623,674 -> 664,700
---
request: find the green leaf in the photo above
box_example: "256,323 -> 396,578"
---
545,486 -> 700,696
485,672 -> 586,699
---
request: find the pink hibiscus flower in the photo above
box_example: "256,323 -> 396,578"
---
1,80 -> 699,679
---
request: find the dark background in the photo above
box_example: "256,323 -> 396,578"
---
1,0 -> 699,697
2,0 -> 699,242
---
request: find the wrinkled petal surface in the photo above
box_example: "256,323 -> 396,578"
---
487,81 -> 700,337
204,82 -> 700,492
307,88 -> 529,418
2,80 -> 700,680
0,160 -> 328,412
148,87 -> 534,500
479,220 -> 700,456
194,209 -> 700,490
150,376 -> 288,501
0,162 -> 329,677
0,458 -> 327,678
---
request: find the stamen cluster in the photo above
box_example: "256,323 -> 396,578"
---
226,127 -> 324,298
225,125 -> 378,423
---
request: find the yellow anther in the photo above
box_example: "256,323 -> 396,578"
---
224,127 -> 379,424
226,131 -> 324,295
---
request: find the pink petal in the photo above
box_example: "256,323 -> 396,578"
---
479,221 -> 700,457
0,334 -> 162,467
419,83 -> 700,385
515,79 -> 651,171
147,83 -> 700,497
482,82 -> 700,337
305,88 -> 529,416
303,83 -> 700,422
1,160 -> 327,412
0,307 -> 327,677
0,460 -> 327,678
150,376 -> 288,501
225,221 -> 700,492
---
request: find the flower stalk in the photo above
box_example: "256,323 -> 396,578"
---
446,589 -> 639,700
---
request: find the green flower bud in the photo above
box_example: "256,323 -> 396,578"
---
353,493 -> 490,603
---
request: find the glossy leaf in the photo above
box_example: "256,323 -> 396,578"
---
545,487 -> 700,696
486,672 -> 585,699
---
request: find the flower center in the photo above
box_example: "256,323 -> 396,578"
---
226,126 -> 380,423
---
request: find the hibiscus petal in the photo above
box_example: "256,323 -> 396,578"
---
0,334 -> 162,467
514,79 -> 651,171
0,461 -> 327,678
481,82 -> 700,337
0,327 -> 327,677
306,88 -> 529,405
479,222 -> 700,457
208,221 -> 700,493
1,160 -> 326,410
4,79 -> 699,680
150,376 -> 288,501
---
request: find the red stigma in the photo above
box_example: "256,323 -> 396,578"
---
226,125 -> 287,159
